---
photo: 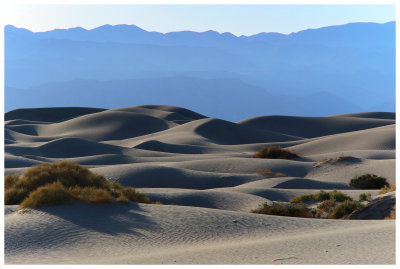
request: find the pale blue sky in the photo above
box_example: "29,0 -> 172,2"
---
5,4 -> 396,36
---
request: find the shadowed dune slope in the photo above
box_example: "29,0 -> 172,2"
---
330,112 -> 395,120
5,107 -> 105,122
238,115 -> 394,138
35,110 -> 177,141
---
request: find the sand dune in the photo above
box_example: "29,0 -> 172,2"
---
4,105 -> 395,264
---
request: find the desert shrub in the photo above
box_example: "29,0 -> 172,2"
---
329,190 -> 352,202
290,190 -> 350,204
20,182 -> 71,209
349,174 -> 389,189
329,200 -> 359,219
5,161 -> 151,208
274,172 -> 286,177
116,194 -> 130,203
5,174 -> 20,189
317,199 -> 336,210
359,193 -> 372,201
68,186 -> 112,203
121,187 -> 151,204
378,183 -> 396,195
253,146 -> 299,159
5,188 -> 30,205
290,194 -> 315,203
14,161 -> 109,193
251,202 -> 313,218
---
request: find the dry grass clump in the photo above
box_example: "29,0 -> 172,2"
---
253,190 -> 361,219
378,183 -> 396,195
5,161 -> 151,208
20,182 -> 71,208
255,169 -> 286,177
68,186 -> 113,204
251,202 -> 313,218
349,174 -> 389,189
385,205 -> 396,220
253,146 -> 299,159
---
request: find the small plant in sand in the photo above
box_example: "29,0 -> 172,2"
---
378,183 -> 396,195
5,161 -> 151,208
358,193 -> 372,201
253,146 -> 299,159
349,174 -> 389,189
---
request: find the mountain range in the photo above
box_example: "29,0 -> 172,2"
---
4,22 -> 395,120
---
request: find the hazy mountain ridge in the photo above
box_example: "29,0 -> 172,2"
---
4,22 -> 395,119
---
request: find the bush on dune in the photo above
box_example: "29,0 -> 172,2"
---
5,161 -> 151,208
251,202 -> 313,218
349,174 -> 389,189
253,146 -> 299,159
20,181 -> 71,208
253,190 -> 361,219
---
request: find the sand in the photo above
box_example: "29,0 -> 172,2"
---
4,105 -> 396,264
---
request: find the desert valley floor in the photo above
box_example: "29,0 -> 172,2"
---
4,105 -> 396,264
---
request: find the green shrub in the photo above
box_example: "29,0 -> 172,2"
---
290,190 -> 351,204
349,174 -> 389,189
20,182 -> 71,208
329,190 -> 352,202
251,202 -> 313,218
290,194 -> 315,203
359,193 -> 372,201
253,146 -> 299,159
5,188 -> 30,205
329,200 -> 359,219
317,199 -> 336,210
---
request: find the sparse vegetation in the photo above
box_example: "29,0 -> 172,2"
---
5,161 -> 151,208
359,193 -> 372,201
329,200 -> 359,219
385,205 -> 396,220
251,202 -> 313,218
378,183 -> 396,195
274,172 -> 286,177
349,174 -> 389,189
289,190 -> 352,204
253,146 -> 299,159
253,190 -> 361,219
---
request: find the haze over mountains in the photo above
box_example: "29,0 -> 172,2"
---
5,22 -> 395,121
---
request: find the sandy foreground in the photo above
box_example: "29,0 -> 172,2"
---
4,106 -> 396,264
